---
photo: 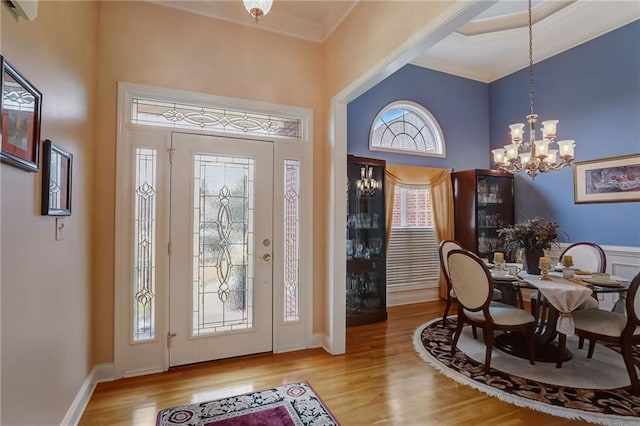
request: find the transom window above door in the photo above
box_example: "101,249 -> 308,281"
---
369,101 -> 445,157
131,97 -> 303,139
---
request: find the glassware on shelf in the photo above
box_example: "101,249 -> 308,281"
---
354,242 -> 364,258
346,239 -> 354,258
369,238 -> 382,256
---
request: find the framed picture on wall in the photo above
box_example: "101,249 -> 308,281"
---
41,140 -> 73,216
574,154 -> 640,203
0,56 -> 43,172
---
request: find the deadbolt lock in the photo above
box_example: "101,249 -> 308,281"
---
262,253 -> 271,261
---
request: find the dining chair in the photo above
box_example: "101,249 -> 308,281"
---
439,240 -> 464,323
531,242 -> 605,343
561,242 -> 607,347
438,240 -> 502,324
447,248 -> 535,373
556,273 -> 640,395
560,241 -> 607,274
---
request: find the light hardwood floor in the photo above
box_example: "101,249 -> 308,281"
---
80,301 -> 585,425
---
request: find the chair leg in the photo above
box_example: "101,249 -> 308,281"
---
530,293 -> 539,318
526,324 -> 535,366
450,313 -> 464,356
472,326 -> 478,340
587,339 -> 596,358
442,295 -> 452,324
556,333 -> 566,368
621,339 -> 640,396
516,287 -> 524,309
578,336 -> 585,350
483,325 -> 494,373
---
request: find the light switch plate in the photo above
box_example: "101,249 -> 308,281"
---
55,218 -> 64,241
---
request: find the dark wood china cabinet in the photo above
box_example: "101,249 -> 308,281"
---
451,169 -> 515,261
346,155 -> 387,327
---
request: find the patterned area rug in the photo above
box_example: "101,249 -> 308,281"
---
414,317 -> 640,425
156,382 -> 339,425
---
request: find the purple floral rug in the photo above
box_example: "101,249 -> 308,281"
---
415,318 -> 640,425
156,382 -> 339,425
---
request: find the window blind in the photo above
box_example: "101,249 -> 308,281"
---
386,227 -> 440,290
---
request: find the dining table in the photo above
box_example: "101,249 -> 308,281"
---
490,266 -> 630,363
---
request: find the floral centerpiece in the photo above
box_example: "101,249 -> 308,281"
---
498,216 -> 565,274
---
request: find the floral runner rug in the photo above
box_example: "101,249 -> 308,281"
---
156,382 -> 339,426
415,317 -> 640,425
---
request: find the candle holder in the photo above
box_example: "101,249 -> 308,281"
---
539,257 -> 551,280
539,264 -> 551,280
493,252 -> 505,271
562,255 -> 574,268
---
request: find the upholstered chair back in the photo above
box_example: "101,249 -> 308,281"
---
439,240 -> 462,279
560,242 -> 606,273
447,249 -> 492,311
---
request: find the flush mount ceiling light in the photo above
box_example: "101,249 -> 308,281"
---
243,0 -> 273,23
491,0 -> 575,179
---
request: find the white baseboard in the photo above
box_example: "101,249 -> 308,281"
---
95,363 -> 116,383
310,332 -> 324,349
274,334 -> 323,354
387,287 -> 439,306
61,363 -> 115,426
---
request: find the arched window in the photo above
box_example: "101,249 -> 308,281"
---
369,101 -> 445,157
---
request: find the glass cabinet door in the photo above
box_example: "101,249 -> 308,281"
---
476,174 -> 515,259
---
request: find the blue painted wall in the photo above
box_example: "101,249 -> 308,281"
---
490,21 -> 640,246
348,21 -> 640,247
347,64 -> 490,170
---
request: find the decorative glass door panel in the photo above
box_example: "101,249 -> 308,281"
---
192,155 -> 255,336
169,133 -> 273,367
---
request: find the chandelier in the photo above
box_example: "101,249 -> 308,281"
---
356,165 -> 380,197
243,0 -> 273,23
491,0 -> 575,179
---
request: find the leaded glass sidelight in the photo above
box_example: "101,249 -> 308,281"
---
192,155 -> 255,335
133,148 -> 157,341
283,160 -> 300,322
131,97 -> 302,139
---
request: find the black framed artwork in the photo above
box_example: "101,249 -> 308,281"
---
0,56 -> 42,172
41,140 -> 73,216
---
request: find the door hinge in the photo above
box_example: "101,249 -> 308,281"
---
167,332 -> 176,349
168,148 -> 175,164
168,241 -> 172,256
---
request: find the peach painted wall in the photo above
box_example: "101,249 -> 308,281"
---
93,1 -> 325,363
323,1 -> 453,97
0,1 -> 98,424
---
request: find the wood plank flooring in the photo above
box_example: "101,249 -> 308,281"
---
80,301 -> 586,425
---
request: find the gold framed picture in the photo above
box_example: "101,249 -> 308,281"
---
573,154 -> 640,204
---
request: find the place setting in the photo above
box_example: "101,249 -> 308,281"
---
553,254 -> 628,290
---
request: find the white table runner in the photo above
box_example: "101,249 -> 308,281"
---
519,273 -> 593,335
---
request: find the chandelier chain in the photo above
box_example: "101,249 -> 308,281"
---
528,0 -> 534,116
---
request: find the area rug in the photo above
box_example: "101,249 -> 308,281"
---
156,382 -> 339,425
414,317 -> 640,425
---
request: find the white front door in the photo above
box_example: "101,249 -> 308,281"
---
169,132 -> 273,367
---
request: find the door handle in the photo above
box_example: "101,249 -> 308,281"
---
262,253 -> 271,261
